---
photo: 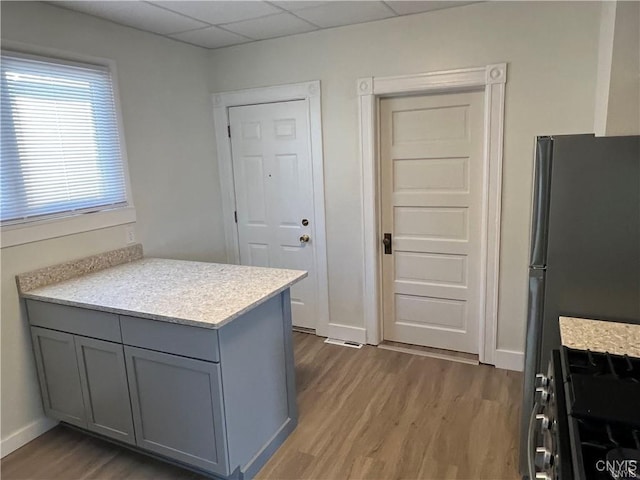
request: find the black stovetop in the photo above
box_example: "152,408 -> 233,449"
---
562,348 -> 640,480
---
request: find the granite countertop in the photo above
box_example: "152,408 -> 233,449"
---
21,257 -> 307,329
559,316 -> 640,357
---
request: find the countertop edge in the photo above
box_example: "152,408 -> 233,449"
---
21,272 -> 307,330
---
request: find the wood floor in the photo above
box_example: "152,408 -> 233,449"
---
2,332 -> 523,480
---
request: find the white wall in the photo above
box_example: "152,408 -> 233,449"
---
1,1 -> 225,451
206,1 -> 602,355
600,1 -> 640,136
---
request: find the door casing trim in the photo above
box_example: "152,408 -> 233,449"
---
357,64 -> 507,365
211,81 -> 330,337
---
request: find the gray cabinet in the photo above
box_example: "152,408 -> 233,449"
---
75,336 -> 135,444
25,294 -> 297,479
31,327 -> 86,428
124,346 -> 228,475
30,327 -> 135,444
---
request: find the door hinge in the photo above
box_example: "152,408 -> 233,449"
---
234,210 -> 238,223
227,125 -> 231,138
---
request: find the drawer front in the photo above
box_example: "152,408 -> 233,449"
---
27,300 -> 121,343
120,316 -> 219,363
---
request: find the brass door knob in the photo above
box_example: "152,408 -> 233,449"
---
299,234 -> 310,243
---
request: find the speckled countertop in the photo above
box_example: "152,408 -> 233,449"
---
21,258 -> 307,329
559,316 -> 640,357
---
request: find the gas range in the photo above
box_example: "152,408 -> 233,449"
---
528,348 -> 640,480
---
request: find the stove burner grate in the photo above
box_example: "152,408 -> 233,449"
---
574,350 -> 640,383
576,420 -> 640,480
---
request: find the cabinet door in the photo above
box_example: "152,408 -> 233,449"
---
75,336 -> 135,444
30,327 -> 86,427
124,347 -> 228,475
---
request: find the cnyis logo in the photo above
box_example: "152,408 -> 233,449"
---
596,459 -> 638,478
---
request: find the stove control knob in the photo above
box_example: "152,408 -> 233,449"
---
535,474 -> 551,480
536,414 -> 550,430
535,373 -> 549,388
535,387 -> 550,405
535,447 -> 553,470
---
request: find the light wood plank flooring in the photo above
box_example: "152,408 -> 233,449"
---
2,332 -> 522,480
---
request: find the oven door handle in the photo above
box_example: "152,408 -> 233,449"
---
527,401 -> 541,479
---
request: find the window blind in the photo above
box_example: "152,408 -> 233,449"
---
1,52 -> 128,225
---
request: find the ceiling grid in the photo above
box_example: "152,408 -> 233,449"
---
51,1 -> 478,49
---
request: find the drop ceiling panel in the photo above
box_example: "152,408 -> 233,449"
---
153,1 -> 281,25
294,1 -> 395,28
54,1 -> 209,34
385,1 -> 477,15
224,12 -> 318,40
50,0 -> 480,49
169,26 -> 252,48
272,1 -> 330,11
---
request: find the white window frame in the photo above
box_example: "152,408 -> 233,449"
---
1,43 -> 135,249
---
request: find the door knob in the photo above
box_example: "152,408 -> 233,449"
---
299,234 -> 310,243
382,233 -> 392,255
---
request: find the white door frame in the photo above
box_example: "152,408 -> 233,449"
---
357,64 -> 507,365
212,81 -> 330,337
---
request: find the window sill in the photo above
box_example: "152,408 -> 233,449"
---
1,206 -> 136,248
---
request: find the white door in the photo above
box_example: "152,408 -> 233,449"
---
229,100 -> 317,329
380,91 -> 485,354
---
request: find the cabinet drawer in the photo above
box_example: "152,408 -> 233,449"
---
27,300 -> 121,343
120,316 -> 219,363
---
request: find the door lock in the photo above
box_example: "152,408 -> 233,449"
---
382,233 -> 392,254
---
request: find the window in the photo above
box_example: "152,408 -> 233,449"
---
1,51 -> 132,239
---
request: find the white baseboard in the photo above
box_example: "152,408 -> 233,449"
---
1,417 -> 58,458
494,349 -> 524,371
327,323 -> 367,344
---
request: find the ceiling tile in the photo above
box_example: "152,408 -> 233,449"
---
169,26 -> 252,48
272,1 -> 330,11
294,1 -> 395,29
153,1 -> 280,25
224,12 -> 317,40
53,1 -> 208,34
385,1 -> 477,16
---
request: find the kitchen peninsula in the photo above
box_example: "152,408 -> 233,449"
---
16,245 -> 306,479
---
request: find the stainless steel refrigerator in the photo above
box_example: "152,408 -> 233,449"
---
519,134 -> 640,478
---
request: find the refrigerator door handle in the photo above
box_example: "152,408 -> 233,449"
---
530,136 -> 554,267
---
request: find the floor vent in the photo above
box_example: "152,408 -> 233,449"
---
324,338 -> 363,349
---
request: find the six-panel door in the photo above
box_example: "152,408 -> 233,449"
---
229,100 -> 318,330
124,346 -> 228,475
30,327 -> 86,427
75,336 -> 136,444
